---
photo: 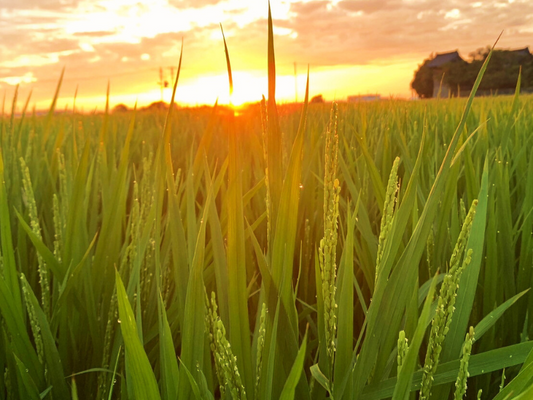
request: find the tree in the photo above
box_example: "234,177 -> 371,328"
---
310,94 -> 325,104
112,104 -> 129,113
444,61 -> 478,93
411,60 -> 433,99
479,50 -> 532,90
468,46 -> 491,62
413,48 -> 533,98
523,63 -> 533,89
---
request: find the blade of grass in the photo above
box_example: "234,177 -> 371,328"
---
353,40 -> 497,397
431,156 -> 489,400
266,0 -> 283,229
162,38 -> 183,145
178,174 -> 214,398
492,360 -> 533,400
392,274 -> 439,400
279,330 -> 308,400
158,292 -> 179,400
333,203 -> 358,398
13,354 -> 41,400
42,67 -> 64,143
115,271 -> 161,400
221,25 -> 254,396
0,149 -> 22,314
474,289 -> 530,340
20,274 -> 70,398
361,341 -> 533,399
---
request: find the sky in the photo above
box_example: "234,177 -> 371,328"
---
1,0 -> 532,111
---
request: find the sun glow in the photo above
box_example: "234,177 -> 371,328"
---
147,71 -> 310,107
30,60 -> 418,112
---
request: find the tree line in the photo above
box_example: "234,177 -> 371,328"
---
411,47 -> 533,98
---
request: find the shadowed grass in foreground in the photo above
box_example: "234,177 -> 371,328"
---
1,9 -> 533,400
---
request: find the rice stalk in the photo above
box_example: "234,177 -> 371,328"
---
459,198 -> 466,225
20,273 -> 43,364
20,157 -> 50,319
397,330 -> 409,377
52,194 -> 62,262
206,291 -> 247,400
255,302 -> 267,400
319,102 -> 340,362
260,96 -> 271,251
427,230 -> 435,277
454,326 -> 475,400
376,156 -> 400,282
499,368 -> 506,392
420,199 -> 478,400
99,181 -> 141,399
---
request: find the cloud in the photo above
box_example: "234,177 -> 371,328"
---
337,1 -> 390,14
168,0 -> 222,8
73,30 -> 117,37
1,0 -> 80,10
273,0 -> 533,66
0,72 -> 37,85
0,0 -> 532,106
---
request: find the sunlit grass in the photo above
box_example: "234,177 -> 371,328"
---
1,8 -> 533,400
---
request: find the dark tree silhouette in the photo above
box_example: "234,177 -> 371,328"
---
112,104 -> 129,113
310,94 -> 325,103
412,48 -> 533,98
411,60 -> 433,99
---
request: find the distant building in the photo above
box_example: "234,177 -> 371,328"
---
427,50 -> 466,98
412,47 -> 533,99
348,94 -> 381,102
509,47 -> 533,59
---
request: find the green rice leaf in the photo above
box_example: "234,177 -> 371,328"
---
492,358 -> 533,400
474,289 -> 530,340
279,331 -> 308,400
333,203 -> 358,398
20,274 -> 70,398
392,274 -> 438,400
158,292 -> 179,400
0,276 -> 43,387
115,271 -> 161,400
13,354 -> 41,400
310,364 -> 331,394
0,150 -> 22,315
178,173 -> 214,397
179,359 -> 205,400
362,341 -> 533,399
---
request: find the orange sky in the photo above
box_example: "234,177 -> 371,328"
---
1,0 -> 532,111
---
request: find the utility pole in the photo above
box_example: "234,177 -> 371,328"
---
158,67 -> 164,102
294,62 -> 298,103
168,67 -> 175,87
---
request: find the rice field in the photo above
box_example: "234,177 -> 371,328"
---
2,14 -> 533,400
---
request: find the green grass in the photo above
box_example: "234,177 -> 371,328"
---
1,11 -> 533,400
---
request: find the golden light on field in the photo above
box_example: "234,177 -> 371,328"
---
1,0 -> 532,110
32,60 -> 417,112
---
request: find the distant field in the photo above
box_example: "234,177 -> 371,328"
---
1,82 -> 533,400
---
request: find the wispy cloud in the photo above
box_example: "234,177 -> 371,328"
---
0,0 -> 532,107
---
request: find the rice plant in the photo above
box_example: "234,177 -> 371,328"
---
0,5 -> 533,400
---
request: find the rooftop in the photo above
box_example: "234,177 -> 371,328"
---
427,51 -> 465,68
509,47 -> 532,57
